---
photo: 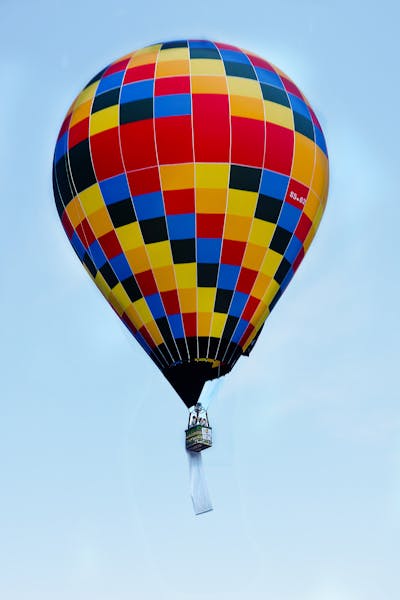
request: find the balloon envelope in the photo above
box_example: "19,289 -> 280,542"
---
53,40 -> 329,407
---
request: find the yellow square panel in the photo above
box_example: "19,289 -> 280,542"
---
116,221 -> 142,251
90,106 -> 119,136
248,220 -> 275,247
125,246 -> 151,273
145,319 -> 163,345
160,163 -> 194,190
128,46 -> 161,66
65,196 -> 85,227
210,313 -> 227,338
153,265 -> 176,291
291,132 -> 315,186
196,163 -> 230,189
227,77 -> 262,99
94,271 -> 111,298
196,189 -> 227,213
87,207 -> 113,238
197,288 -> 215,312
227,189 -> 258,217
157,48 -> 189,62
250,300 -> 267,327
73,82 -> 99,109
190,59 -> 225,76
224,214 -> 252,242
146,241 -> 173,268
198,312 -> 212,336
303,190 -> 320,221
252,272 -> 271,299
264,101 -> 293,129
310,146 -> 329,200
263,279 -> 280,307
70,99 -> 91,126
108,282 -> 131,316
178,288 -> 197,312
191,76 -> 227,95
175,263 -> 196,288
242,242 -> 266,271
124,303 -> 142,328
303,225 -> 316,253
131,298 -> 153,325
79,184 -> 105,215
156,60 -> 190,77
230,96 -> 264,120
261,250 -> 283,277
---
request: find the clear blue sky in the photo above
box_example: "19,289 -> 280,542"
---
1,1 -> 399,599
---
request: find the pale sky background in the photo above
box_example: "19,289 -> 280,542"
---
1,1 -> 399,599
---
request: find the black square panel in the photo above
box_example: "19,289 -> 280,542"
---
68,139 -> 97,193
269,226 -> 292,255
162,40 -> 188,49
197,263 -> 218,287
99,262 -> 119,288
274,258 -> 291,284
190,48 -> 220,59
229,165 -> 262,192
92,88 -> 120,113
108,198 -> 136,228
224,61 -> 256,79
122,275 -> 142,302
120,98 -> 153,124
255,195 -> 282,223
260,83 -> 290,107
83,252 -> 97,278
293,112 -> 314,141
214,288 -> 233,313
139,217 -> 168,244
171,239 -> 196,263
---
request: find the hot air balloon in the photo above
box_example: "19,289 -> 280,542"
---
53,40 -> 328,511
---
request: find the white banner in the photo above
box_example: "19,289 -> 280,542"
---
187,450 -> 213,515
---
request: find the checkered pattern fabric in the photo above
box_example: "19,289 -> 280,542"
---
53,40 -> 329,406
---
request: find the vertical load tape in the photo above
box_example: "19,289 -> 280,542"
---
188,451 -> 213,515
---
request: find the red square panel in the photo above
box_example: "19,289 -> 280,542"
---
294,213 -> 312,243
192,94 -> 230,162
138,325 -> 156,348
239,322 -> 254,347
293,247 -> 305,271
221,240 -> 246,265
59,113 -> 72,139
103,58 -> 130,77
99,230 -> 123,259
236,268 -> 258,294
155,115 -> 193,164
231,117 -> 264,168
264,123 -> 294,176
155,76 -> 190,96
91,127 -> 124,180
68,118 -> 89,149
120,120 -> 157,170
122,312 -> 138,335
285,179 -> 309,209
197,213 -> 224,238
61,211 -> 74,239
161,290 -> 180,315
124,63 -> 155,83
242,296 -> 260,321
127,167 -> 160,195
164,189 -> 195,215
247,54 -> 274,71
136,270 -> 158,296
182,313 -> 197,337
76,218 -> 96,248
281,76 -> 303,99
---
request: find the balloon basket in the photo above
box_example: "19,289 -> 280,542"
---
185,425 -> 212,452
